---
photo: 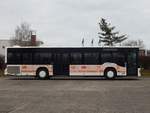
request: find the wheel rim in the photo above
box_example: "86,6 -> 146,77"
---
39,71 -> 46,78
107,71 -> 114,78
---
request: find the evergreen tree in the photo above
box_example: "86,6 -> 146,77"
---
98,18 -> 127,46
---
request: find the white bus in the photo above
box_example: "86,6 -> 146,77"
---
5,46 -> 139,79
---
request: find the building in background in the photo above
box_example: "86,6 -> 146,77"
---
0,33 -> 43,56
0,40 -> 11,56
139,49 -> 150,56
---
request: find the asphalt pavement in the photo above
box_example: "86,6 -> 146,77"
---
0,76 -> 150,113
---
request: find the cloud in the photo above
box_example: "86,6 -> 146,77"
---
0,0 -> 150,48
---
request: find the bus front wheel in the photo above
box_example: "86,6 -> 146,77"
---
36,68 -> 49,79
104,68 -> 117,79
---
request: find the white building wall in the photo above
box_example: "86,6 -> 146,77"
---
0,40 -> 11,56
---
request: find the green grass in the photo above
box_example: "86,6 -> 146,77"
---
141,69 -> 150,77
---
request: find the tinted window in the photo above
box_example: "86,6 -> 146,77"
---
8,52 -> 13,64
7,51 -> 22,64
101,52 -> 125,66
112,52 -> 125,66
127,51 -> 137,75
22,52 -> 32,64
33,52 -> 52,64
101,52 -> 113,63
84,52 -> 99,64
62,53 -> 69,64
70,53 -> 82,64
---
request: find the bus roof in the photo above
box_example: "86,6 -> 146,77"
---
6,46 -> 139,49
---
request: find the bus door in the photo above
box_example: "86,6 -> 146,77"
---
53,53 -> 69,76
127,52 -> 137,76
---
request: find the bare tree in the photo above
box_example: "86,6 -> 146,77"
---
11,22 -> 43,46
122,39 -> 145,49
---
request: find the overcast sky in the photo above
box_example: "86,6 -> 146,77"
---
0,0 -> 150,48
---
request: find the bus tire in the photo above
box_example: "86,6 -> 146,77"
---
104,68 -> 117,79
36,68 -> 49,80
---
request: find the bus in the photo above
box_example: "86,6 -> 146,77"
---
5,46 -> 139,79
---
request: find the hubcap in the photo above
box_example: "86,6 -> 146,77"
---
107,71 -> 114,78
39,71 -> 46,78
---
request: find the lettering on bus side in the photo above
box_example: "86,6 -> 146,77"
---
70,65 -> 103,76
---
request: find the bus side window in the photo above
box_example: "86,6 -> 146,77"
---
70,53 -> 82,64
15,52 -> 21,64
83,52 -> 99,64
8,52 -> 21,64
40,53 -> 52,64
8,52 -> 13,64
33,52 -> 52,64
112,52 -> 125,66
22,52 -> 32,64
101,52 -> 112,64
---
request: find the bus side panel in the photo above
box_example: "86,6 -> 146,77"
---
69,63 -> 127,76
20,65 -> 53,76
116,65 -> 127,76
6,65 -> 53,76
5,65 -> 21,75
102,63 -> 127,76
70,65 -> 103,76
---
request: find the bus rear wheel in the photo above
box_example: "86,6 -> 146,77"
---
36,68 -> 49,80
104,68 -> 117,79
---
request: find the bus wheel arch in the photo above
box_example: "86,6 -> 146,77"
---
104,67 -> 117,79
36,67 -> 49,79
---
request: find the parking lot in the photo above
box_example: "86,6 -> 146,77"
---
0,77 -> 150,113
